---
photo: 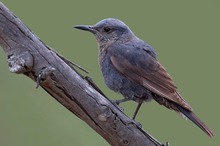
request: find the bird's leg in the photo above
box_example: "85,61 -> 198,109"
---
132,102 -> 143,120
111,98 -> 131,111
129,102 -> 143,128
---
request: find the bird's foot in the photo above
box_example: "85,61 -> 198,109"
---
111,100 -> 124,111
130,119 -> 142,128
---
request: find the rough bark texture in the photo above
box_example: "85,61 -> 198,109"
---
0,2 -> 168,146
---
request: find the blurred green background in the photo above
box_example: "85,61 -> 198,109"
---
0,1 -> 219,146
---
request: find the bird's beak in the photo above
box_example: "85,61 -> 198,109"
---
74,25 -> 96,34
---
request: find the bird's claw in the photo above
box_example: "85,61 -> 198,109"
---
130,119 -> 142,128
111,100 -> 124,112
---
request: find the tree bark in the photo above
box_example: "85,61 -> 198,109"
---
0,2 -> 168,146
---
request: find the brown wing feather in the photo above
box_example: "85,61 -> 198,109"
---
111,55 -> 192,111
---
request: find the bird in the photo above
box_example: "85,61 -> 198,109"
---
74,18 -> 214,137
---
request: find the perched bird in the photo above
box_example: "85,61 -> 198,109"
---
74,18 -> 214,137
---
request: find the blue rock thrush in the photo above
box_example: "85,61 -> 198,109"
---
74,18 -> 213,137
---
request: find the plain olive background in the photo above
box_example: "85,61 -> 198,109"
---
0,1 -> 219,146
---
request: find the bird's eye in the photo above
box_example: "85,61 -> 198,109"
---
103,27 -> 111,33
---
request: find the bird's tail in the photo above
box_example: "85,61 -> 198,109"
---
173,102 -> 214,137
153,96 -> 214,137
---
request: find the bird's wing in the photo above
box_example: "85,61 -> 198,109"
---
108,43 -> 192,111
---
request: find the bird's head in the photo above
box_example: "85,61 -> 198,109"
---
74,18 -> 134,46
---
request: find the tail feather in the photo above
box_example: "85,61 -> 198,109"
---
174,102 -> 214,137
154,95 -> 214,137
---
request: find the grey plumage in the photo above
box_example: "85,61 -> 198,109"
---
74,18 -> 213,137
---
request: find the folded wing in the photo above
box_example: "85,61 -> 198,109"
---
109,43 -> 192,111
